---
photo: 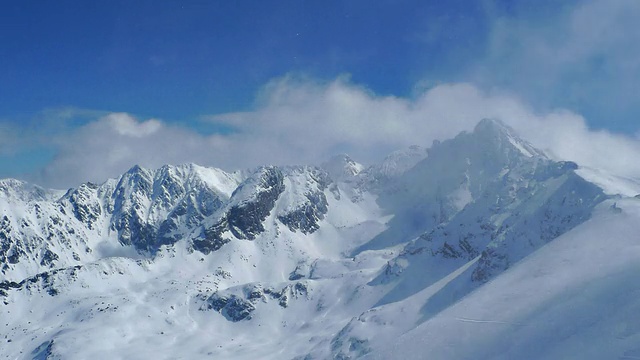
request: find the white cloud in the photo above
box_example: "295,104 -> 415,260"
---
36,113 -> 218,188
31,76 -> 640,189
106,113 -> 162,137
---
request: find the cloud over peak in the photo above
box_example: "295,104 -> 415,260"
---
17,76 -> 640,189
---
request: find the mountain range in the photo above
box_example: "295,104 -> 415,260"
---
2,119 -> 640,359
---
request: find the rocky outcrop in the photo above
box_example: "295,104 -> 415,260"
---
227,167 -> 285,240
199,281 -> 310,321
201,293 -> 256,322
192,167 -> 285,254
278,167 -> 330,234
192,219 -> 231,254
0,265 -> 82,297
471,172 -> 605,282
64,183 -> 102,230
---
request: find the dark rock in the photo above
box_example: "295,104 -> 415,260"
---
228,167 -> 285,240
0,216 -> 24,267
31,339 -> 55,360
0,280 -> 20,297
294,282 -> 309,296
471,172 -> 605,282
245,285 -> 266,303
288,264 -> 306,281
157,188 -> 224,248
278,294 -> 289,308
110,166 -> 157,250
263,282 -> 309,308
193,167 -> 285,254
192,218 -> 231,254
278,168 -> 330,235
278,167 -> 331,234
64,183 -> 102,230
17,265 -> 82,297
39,249 -> 59,267
278,191 -> 328,235
202,293 -> 255,322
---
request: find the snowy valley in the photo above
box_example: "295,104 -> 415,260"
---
2,119 -> 640,359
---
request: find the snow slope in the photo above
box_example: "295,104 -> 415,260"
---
367,198 -> 640,360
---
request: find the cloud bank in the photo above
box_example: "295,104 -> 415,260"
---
29,76 -> 640,189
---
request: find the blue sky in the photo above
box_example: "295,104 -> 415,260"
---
2,0 -> 492,117
2,0 -> 640,187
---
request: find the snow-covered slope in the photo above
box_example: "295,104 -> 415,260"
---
366,198 -> 640,360
1,118 -> 637,359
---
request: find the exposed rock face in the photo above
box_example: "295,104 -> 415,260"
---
64,183 -> 102,230
192,219 -> 230,254
110,165 -> 155,248
156,188 -> 223,247
201,293 -> 256,322
31,339 -> 55,360
277,190 -> 328,234
0,162 -> 337,276
470,171 -> 604,282
0,186 -> 93,280
0,215 -> 20,268
277,167 -> 330,234
191,167 -> 285,254
109,165 -> 231,251
264,282 -> 310,308
192,166 -> 331,254
227,167 -> 285,240
199,281 -> 310,322
0,119 -> 607,290
0,265 -> 82,298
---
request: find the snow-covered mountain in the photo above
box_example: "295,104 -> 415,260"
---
2,118 -> 639,359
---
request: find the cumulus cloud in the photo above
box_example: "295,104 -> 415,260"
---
35,113 -> 218,188
107,114 -> 162,137
30,76 -> 640,189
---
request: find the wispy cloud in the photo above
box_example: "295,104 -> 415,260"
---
0,123 -> 23,156
473,0 -> 640,129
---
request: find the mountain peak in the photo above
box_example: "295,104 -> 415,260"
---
473,118 -> 517,138
321,153 -> 364,181
0,178 -> 59,201
376,145 -> 428,178
124,164 -> 146,175
470,118 -> 546,159
475,117 -> 508,129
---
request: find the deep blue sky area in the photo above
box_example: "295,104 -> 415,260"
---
1,0 -> 565,122
1,0 -> 639,182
